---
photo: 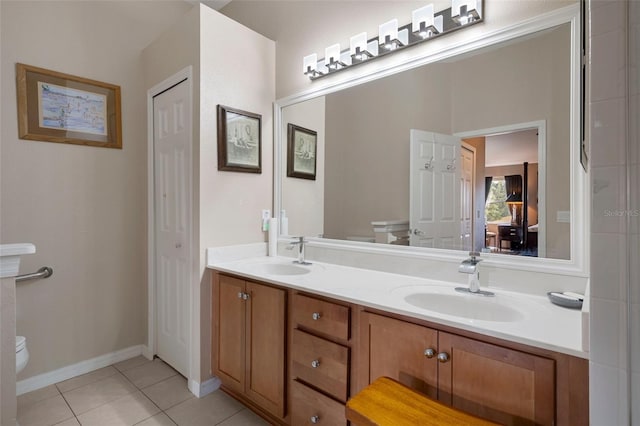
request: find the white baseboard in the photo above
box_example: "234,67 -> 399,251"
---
188,376 -> 221,398
17,345 -> 145,395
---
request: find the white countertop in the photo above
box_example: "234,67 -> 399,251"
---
208,255 -> 587,359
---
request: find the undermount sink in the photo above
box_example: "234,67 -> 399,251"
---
249,263 -> 311,276
395,286 -> 526,322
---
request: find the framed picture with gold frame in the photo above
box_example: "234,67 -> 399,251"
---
16,63 -> 122,149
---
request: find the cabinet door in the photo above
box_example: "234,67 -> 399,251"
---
438,332 -> 555,425
245,281 -> 286,418
213,274 -> 245,394
365,313 -> 438,399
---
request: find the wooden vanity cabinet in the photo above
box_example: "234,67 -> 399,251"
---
290,293 -> 352,426
212,273 -> 286,420
361,312 -> 557,425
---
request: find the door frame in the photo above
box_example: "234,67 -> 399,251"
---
455,120 -> 546,258
460,142 -> 476,250
145,67 -> 194,373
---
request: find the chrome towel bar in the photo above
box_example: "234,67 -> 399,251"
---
16,266 -> 53,283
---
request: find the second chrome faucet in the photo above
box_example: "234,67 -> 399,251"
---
455,251 -> 494,297
288,236 -> 312,265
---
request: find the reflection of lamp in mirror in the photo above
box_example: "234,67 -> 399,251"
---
350,32 -> 377,64
379,19 -> 408,51
451,0 -> 483,26
506,192 -> 523,225
325,43 -> 347,72
412,4 -> 443,39
303,53 -> 324,78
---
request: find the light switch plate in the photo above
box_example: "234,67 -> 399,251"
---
556,211 -> 570,223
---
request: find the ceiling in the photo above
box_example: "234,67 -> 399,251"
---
187,0 -> 233,11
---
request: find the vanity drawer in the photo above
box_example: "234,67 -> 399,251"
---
291,329 -> 349,402
291,380 -> 347,426
293,293 -> 350,340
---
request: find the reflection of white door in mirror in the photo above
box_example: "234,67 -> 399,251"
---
409,130 -> 461,250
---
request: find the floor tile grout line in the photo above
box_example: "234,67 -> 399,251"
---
60,372 -> 143,419
58,390 -> 80,426
213,406 -> 246,426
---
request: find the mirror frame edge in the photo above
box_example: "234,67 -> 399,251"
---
274,3 -> 588,277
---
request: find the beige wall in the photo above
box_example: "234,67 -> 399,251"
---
0,0 -> 192,380
282,97 -> 326,238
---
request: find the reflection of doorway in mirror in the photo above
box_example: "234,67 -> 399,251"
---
459,123 -> 544,258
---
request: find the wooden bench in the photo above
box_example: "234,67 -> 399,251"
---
346,377 -> 500,426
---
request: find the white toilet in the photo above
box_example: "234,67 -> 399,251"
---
16,336 -> 29,374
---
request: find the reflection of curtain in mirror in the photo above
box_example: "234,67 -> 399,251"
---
504,175 -> 522,197
485,177 -> 493,203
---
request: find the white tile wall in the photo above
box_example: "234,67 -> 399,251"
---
589,0 -> 639,424
589,362 -> 630,425
590,233 -> 627,300
590,298 -> 628,369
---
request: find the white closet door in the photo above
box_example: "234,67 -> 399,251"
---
153,79 -> 191,378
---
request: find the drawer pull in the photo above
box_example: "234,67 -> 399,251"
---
312,312 -> 322,321
311,359 -> 321,368
310,415 -> 320,424
437,352 -> 450,363
424,348 -> 435,358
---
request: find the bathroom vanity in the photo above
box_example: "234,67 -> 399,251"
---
209,257 -> 588,426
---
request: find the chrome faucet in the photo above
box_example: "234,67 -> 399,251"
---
456,252 -> 494,296
287,236 -> 312,265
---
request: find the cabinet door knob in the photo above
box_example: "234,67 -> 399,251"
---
424,348 -> 436,358
311,359 -> 320,368
310,415 -> 320,424
437,352 -> 450,363
242,293 -> 250,300
312,312 -> 322,321
237,292 -> 243,299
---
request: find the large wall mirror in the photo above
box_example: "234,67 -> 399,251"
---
275,5 -> 587,274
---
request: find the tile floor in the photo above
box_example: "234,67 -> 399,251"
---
17,356 -> 268,426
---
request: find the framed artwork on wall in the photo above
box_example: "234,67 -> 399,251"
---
217,104 -> 262,173
287,123 -> 317,180
16,63 -> 122,149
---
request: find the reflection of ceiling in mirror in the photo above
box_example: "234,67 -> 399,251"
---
484,129 -> 538,167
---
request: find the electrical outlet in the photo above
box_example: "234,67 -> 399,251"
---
261,209 -> 271,231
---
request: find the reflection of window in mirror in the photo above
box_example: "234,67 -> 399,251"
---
485,177 -> 510,222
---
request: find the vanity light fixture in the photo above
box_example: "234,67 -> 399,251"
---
412,4 -> 443,39
325,44 -> 347,72
302,0 -> 483,80
303,53 -> 324,78
379,19 -> 408,51
350,32 -> 376,63
451,0 -> 483,26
